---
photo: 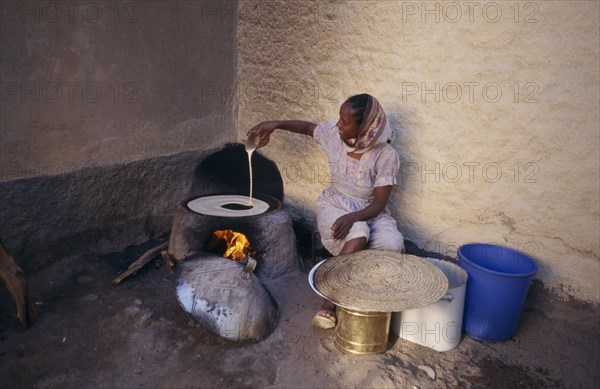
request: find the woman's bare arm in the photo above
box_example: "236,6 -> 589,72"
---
247,120 -> 317,148
331,185 -> 393,241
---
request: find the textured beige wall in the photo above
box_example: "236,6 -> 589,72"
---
237,1 -> 600,301
1,1 -> 237,182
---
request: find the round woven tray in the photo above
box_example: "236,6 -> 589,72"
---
312,250 -> 449,312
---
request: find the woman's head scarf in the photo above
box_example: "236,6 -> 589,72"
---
343,95 -> 392,154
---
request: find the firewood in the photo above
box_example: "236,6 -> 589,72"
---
160,250 -> 175,273
0,240 -> 35,329
112,242 -> 168,285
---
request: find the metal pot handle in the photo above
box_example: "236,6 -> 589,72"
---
243,257 -> 257,273
441,293 -> 454,302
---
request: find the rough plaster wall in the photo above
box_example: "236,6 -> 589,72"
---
1,1 -> 237,181
0,1 -> 238,268
237,1 -> 600,301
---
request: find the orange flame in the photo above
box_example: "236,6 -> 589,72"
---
207,230 -> 253,262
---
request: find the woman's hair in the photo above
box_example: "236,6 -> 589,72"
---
345,93 -> 371,125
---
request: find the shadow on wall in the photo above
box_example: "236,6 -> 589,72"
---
385,105 -> 426,247
387,105 -> 464,260
0,150 -> 209,273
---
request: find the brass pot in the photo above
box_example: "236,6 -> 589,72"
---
335,307 -> 391,354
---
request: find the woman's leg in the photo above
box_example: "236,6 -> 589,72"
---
339,236 -> 368,254
368,214 -> 405,252
314,237 -> 368,328
317,197 -> 370,256
314,200 -> 370,328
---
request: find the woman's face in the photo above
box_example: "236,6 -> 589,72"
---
337,102 -> 361,145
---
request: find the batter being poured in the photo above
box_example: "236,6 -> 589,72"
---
186,136 -> 269,217
245,133 -> 260,207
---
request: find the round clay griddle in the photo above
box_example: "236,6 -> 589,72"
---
186,194 -> 271,217
312,250 -> 449,312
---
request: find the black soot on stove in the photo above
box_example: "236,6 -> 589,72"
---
191,143 -> 284,200
220,203 -> 254,211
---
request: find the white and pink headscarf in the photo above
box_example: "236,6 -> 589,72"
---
343,95 -> 392,154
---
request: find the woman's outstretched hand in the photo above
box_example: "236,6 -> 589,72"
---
247,121 -> 280,149
247,120 -> 316,148
331,213 -> 358,241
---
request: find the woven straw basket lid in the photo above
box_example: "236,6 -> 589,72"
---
312,250 -> 449,312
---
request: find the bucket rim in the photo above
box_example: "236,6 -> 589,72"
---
424,257 -> 469,288
457,243 -> 538,278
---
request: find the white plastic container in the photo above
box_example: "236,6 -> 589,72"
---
391,258 -> 468,352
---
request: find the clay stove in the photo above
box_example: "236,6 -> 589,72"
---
168,144 -> 299,341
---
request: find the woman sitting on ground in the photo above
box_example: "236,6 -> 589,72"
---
248,93 -> 404,329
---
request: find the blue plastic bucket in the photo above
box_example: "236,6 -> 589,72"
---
458,243 -> 537,342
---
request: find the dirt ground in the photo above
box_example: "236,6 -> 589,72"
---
1,238 -> 599,388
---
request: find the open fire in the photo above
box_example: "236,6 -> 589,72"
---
207,230 -> 254,262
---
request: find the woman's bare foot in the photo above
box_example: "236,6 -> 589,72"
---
312,300 -> 337,329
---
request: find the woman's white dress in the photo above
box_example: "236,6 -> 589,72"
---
313,120 -> 404,255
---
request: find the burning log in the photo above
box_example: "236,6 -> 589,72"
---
0,240 -> 35,329
206,229 -> 254,262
